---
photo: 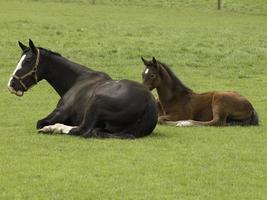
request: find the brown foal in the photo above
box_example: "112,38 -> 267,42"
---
141,57 -> 259,127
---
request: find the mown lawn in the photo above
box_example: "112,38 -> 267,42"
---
0,0 -> 267,199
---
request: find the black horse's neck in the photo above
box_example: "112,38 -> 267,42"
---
38,49 -> 110,97
157,63 -> 192,102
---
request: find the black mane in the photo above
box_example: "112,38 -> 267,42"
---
38,47 -> 62,57
159,61 -> 192,93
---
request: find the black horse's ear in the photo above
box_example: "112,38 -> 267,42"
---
29,39 -> 37,53
152,57 -> 157,65
141,57 -> 149,66
18,41 -> 28,51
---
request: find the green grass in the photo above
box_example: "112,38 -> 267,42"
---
1,0 -> 267,199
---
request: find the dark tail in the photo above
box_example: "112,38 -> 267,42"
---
250,110 -> 259,125
227,110 -> 259,126
92,97 -> 158,139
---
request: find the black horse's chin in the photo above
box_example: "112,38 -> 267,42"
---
7,86 -> 24,97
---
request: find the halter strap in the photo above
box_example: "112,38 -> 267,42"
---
12,48 -> 40,91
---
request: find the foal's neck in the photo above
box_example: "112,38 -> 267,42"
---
157,65 -> 192,104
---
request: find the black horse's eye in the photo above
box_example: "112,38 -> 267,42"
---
24,59 -> 30,63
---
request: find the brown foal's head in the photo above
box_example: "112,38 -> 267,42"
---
141,57 -> 161,91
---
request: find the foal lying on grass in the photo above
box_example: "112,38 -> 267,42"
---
141,57 -> 259,127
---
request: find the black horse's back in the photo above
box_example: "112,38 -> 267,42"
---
89,80 -> 158,139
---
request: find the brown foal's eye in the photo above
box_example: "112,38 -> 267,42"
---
150,74 -> 156,79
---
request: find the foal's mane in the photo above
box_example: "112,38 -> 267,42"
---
158,61 -> 192,93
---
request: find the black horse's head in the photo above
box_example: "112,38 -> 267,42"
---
141,57 -> 161,91
8,39 -> 40,96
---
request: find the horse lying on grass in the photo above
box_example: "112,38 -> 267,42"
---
141,57 -> 259,127
7,39 -> 158,139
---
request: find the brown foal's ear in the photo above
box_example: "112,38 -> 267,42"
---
141,57 -> 149,66
18,41 -> 28,51
152,57 -> 160,70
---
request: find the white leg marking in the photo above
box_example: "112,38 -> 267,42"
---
144,68 -> 149,74
38,123 -> 76,134
176,120 -> 194,127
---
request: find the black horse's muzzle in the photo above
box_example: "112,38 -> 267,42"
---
8,78 -> 26,96
8,74 -> 38,96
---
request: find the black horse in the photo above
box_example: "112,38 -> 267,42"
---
7,39 -> 157,139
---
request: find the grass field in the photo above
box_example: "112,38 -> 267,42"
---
1,0 -> 267,199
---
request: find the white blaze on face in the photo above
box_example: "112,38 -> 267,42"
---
144,68 -> 149,74
7,54 -> 26,95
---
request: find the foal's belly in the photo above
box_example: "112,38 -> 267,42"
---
192,93 -> 214,121
193,108 -> 213,121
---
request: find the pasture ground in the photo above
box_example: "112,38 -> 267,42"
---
0,0 -> 267,199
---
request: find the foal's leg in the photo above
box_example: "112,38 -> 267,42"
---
158,110 -> 226,127
176,116 -> 226,127
158,115 -> 184,126
156,100 -> 164,116
176,98 -> 227,127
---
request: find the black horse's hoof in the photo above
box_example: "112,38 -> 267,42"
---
82,132 -> 93,138
82,131 -> 96,138
69,127 -> 84,136
36,120 -> 48,129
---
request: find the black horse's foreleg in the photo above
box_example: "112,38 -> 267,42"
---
36,107 -> 68,129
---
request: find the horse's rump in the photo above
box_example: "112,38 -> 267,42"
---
91,98 -> 157,139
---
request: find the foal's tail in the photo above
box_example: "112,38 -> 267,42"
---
249,110 -> 259,125
227,109 -> 259,126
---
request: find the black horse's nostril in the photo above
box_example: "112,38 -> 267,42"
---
10,80 -> 15,87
